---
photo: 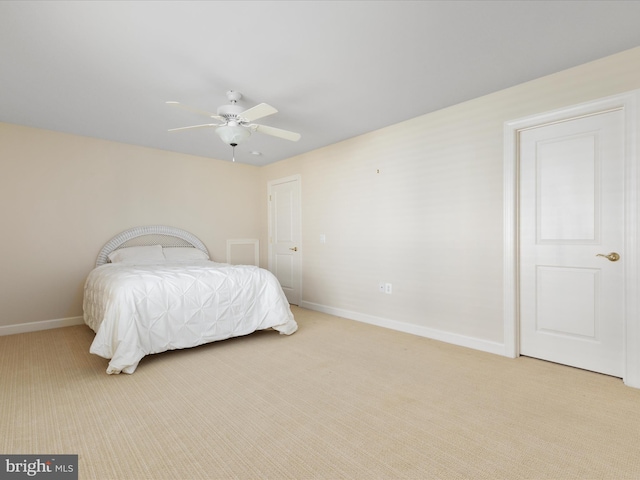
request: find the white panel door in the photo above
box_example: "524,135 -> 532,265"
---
269,176 -> 301,305
519,109 -> 625,377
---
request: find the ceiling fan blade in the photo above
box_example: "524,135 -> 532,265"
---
240,103 -> 278,122
168,123 -> 219,132
166,101 -> 224,120
253,124 -> 301,142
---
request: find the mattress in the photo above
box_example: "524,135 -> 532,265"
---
83,261 -> 297,374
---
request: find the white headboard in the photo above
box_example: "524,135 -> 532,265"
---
96,225 -> 209,267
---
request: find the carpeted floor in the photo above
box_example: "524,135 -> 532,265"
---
1,306 -> 640,479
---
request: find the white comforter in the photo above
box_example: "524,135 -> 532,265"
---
83,261 -> 297,374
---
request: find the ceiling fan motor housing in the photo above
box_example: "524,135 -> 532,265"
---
217,103 -> 246,121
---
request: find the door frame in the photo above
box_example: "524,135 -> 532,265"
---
503,91 -> 640,388
267,174 -> 302,305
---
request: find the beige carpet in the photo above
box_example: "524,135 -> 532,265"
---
1,306 -> 640,479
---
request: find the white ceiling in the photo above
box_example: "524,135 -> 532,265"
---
2,1 -> 640,166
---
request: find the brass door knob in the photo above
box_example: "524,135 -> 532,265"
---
289,247 -> 298,252
596,252 -> 620,262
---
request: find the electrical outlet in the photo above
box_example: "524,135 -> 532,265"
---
385,283 -> 392,294
379,282 -> 385,293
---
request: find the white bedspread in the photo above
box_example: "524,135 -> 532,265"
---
83,261 -> 297,374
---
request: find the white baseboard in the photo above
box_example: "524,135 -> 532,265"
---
298,301 -> 506,356
0,316 -> 85,336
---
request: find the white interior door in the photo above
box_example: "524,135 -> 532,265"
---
268,176 -> 301,305
519,109 -> 625,377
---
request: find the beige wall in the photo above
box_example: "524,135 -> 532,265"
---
260,46 -> 640,347
0,125 -> 261,327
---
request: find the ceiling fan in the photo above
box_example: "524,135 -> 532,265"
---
166,90 -> 301,161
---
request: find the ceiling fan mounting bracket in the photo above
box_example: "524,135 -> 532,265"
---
226,90 -> 242,103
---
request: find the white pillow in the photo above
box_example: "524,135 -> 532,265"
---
163,247 -> 209,263
108,245 -> 165,264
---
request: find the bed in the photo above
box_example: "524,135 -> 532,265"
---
83,226 -> 297,374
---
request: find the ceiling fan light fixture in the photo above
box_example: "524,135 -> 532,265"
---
215,124 -> 251,146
